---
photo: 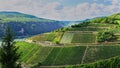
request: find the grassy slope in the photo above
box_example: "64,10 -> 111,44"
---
16,42 -> 120,66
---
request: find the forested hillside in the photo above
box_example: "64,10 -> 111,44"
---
0,12 -> 78,37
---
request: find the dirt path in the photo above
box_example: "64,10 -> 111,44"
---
81,45 -> 89,64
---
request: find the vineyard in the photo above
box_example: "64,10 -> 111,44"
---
16,42 -> 120,66
71,33 -> 96,43
24,13 -> 120,68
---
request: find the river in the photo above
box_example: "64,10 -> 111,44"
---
0,38 -> 25,45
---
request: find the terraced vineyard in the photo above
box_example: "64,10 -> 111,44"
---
71,33 -> 96,43
84,46 -> 120,63
69,27 -> 105,31
28,32 -> 64,43
16,42 -> 120,66
29,22 -> 120,44
23,13 -> 120,67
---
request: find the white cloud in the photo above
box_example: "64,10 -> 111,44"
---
0,0 -> 120,21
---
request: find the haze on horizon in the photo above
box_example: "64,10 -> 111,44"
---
0,0 -> 120,21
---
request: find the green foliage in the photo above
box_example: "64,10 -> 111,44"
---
110,27 -> 120,33
97,31 -> 117,42
55,28 -> 70,32
71,21 -> 90,28
0,26 -> 21,68
70,13 -> 120,30
89,17 -> 118,24
90,17 -> 108,23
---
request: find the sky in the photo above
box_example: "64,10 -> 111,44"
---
0,0 -> 120,21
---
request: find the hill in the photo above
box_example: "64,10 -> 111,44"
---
0,11 -> 79,37
29,13 -> 120,44
16,42 -> 120,67
17,13 -> 120,67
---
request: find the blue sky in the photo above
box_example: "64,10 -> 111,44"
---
0,0 -> 120,21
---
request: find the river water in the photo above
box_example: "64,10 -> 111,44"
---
0,38 -> 25,45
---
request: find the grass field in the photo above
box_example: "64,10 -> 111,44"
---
16,42 -> 120,66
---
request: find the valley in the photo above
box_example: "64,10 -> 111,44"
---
0,0 -> 120,68
0,12 -> 120,68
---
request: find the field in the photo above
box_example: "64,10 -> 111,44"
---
60,32 -> 96,44
16,42 -> 120,66
71,33 -> 96,43
28,32 -> 64,43
42,46 -> 86,66
88,23 -> 115,27
28,22 -> 119,44
84,46 -> 120,63
60,32 -> 74,43
69,27 -> 104,31
28,21 -> 120,45
69,23 -> 116,31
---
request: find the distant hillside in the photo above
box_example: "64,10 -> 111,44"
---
0,11 -> 79,37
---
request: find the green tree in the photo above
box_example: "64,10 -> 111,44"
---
0,26 -> 22,68
97,31 -> 117,42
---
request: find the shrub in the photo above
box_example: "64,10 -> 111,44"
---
97,31 -> 117,42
